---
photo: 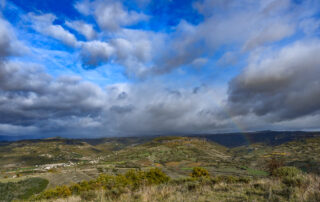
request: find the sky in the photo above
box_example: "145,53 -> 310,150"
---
0,0 -> 320,138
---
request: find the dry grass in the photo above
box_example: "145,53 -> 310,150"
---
44,174 -> 320,202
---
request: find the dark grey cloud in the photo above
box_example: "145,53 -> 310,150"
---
0,18 -> 27,58
100,83 -> 230,136
0,49 -> 231,136
110,105 -> 134,114
79,40 -> 114,67
228,40 -> 320,121
0,59 -> 106,134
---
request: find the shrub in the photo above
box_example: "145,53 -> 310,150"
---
191,167 -> 210,178
272,166 -> 302,178
34,185 -> 72,199
145,168 -> 170,184
69,183 -> 82,194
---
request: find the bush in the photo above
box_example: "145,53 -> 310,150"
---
69,183 -> 82,194
191,167 -> 210,178
271,167 -> 306,189
54,185 -> 72,198
272,166 -> 302,178
145,168 -> 170,184
33,185 -> 72,200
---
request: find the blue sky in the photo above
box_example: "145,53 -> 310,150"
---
0,0 -> 320,137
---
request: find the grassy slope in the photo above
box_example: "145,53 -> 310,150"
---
0,138 -> 148,169
102,137 -> 239,177
230,137 -> 320,174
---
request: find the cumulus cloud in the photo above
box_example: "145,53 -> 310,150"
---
75,0 -> 148,32
0,61 -> 105,126
102,82 -> 229,135
0,57 -> 232,136
27,0 -> 312,77
150,0 -> 319,77
0,18 -> 27,57
28,13 -> 78,47
23,0 -> 319,77
65,20 -> 97,40
0,24 -> 228,137
79,40 -> 115,67
146,0 -> 299,75
228,40 -> 320,121
78,28 -> 164,76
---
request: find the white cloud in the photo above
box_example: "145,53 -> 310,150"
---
0,18 -> 28,57
79,40 -> 115,66
191,58 -> 208,68
65,20 -> 97,40
74,0 -> 91,16
28,13 -> 78,47
75,0 -> 149,32
243,22 -> 295,51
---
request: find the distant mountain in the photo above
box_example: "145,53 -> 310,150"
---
192,131 -> 320,147
0,135 -> 44,142
1,131 -> 320,148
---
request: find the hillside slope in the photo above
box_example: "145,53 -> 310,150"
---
231,137 -> 320,174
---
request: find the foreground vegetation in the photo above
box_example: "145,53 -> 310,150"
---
25,167 -> 320,201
